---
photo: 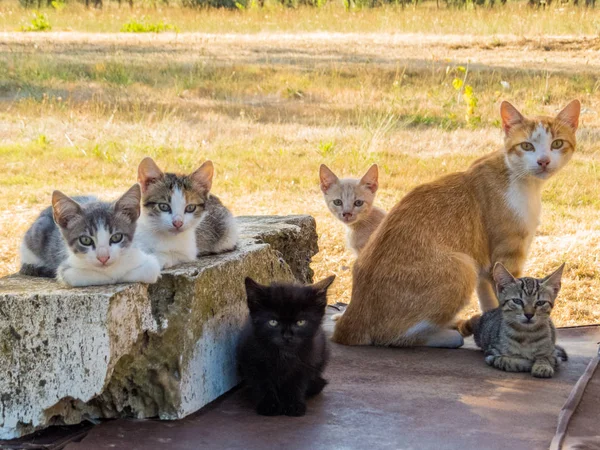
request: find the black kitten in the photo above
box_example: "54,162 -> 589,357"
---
237,275 -> 336,417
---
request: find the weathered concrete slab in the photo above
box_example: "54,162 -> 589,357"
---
0,215 -> 318,440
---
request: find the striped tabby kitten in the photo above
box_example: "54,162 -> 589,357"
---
136,157 -> 238,269
19,185 -> 161,287
460,263 -> 567,378
333,100 -> 580,348
319,164 -> 386,255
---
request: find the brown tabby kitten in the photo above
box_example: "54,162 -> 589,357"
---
333,100 -> 580,348
319,164 -> 386,255
460,263 -> 567,378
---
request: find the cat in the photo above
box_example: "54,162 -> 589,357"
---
332,99 -> 580,348
319,164 -> 386,255
459,263 -> 568,378
237,275 -> 335,417
19,184 -> 161,287
136,157 -> 238,269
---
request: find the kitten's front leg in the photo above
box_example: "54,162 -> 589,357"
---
281,379 -> 308,417
256,389 -> 283,416
531,356 -> 555,378
120,252 -> 161,284
57,264 -> 114,287
487,354 -> 533,373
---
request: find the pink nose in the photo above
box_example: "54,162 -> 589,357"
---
172,220 -> 183,229
343,213 -> 352,218
537,157 -> 550,169
97,255 -> 110,265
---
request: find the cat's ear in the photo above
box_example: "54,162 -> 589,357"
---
360,164 -> 379,194
492,262 -> 517,293
190,161 -> 214,194
556,100 -> 580,132
115,184 -> 141,222
52,191 -> 82,229
500,101 -> 525,135
319,164 -> 339,194
311,275 -> 336,296
541,263 -> 565,298
138,157 -> 164,193
244,277 -> 267,311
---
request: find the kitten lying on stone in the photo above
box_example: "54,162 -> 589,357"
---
136,157 -> 238,269
319,164 -> 386,255
459,263 -> 568,378
237,275 -> 335,416
20,184 -> 161,287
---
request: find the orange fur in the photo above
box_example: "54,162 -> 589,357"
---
332,100 -> 580,347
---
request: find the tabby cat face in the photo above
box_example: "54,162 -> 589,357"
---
494,263 -> 564,326
138,157 -> 213,234
244,276 -> 335,350
320,164 -> 378,225
501,100 -> 580,180
52,184 -> 141,268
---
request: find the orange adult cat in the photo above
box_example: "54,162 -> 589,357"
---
332,100 -> 580,348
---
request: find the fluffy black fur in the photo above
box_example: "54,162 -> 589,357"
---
237,275 -> 335,417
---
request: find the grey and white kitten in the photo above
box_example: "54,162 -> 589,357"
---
460,262 -> 567,378
319,164 -> 386,255
136,157 -> 238,269
19,185 -> 161,287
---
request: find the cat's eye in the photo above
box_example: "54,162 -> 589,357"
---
110,233 -> 123,244
185,205 -> 197,213
551,139 -> 564,150
535,301 -> 547,307
158,203 -> 171,212
268,320 -> 278,327
333,199 -> 342,206
512,299 -> 524,307
354,200 -> 364,207
79,236 -> 93,246
520,142 -> 534,152
296,320 -> 307,327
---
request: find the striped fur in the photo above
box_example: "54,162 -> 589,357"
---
471,262 -> 567,378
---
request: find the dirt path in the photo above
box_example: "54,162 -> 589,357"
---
2,32 -> 600,72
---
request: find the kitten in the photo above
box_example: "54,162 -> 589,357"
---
19,185 -> 161,287
136,157 -> 238,269
319,164 -> 386,255
459,263 -> 567,378
332,100 -> 580,348
237,275 -> 335,417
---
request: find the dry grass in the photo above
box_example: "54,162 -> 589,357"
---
0,8 -> 599,326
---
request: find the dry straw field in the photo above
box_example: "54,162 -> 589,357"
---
0,1 -> 599,326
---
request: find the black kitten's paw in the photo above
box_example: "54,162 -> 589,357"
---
284,401 -> 307,417
306,377 -> 328,397
257,397 -> 282,416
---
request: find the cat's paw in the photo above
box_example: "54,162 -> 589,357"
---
306,377 -> 327,397
532,362 -> 554,378
256,398 -> 282,416
284,401 -> 307,417
141,256 -> 161,284
485,355 -> 498,366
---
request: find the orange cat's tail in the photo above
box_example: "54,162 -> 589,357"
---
456,314 -> 481,337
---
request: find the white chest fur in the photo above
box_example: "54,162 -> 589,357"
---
505,177 -> 543,235
135,215 -> 197,268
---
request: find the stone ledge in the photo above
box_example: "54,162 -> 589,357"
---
0,215 -> 318,439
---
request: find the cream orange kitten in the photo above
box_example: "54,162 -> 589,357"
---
320,164 -> 386,255
333,100 -> 580,348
